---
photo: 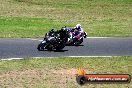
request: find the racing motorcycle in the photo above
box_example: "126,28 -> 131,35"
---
66,29 -> 87,45
37,28 -> 69,51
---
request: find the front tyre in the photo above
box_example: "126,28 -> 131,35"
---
83,32 -> 87,38
37,41 -> 47,51
37,43 -> 43,51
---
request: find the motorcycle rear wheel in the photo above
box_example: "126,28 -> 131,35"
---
55,43 -> 65,50
73,38 -> 83,45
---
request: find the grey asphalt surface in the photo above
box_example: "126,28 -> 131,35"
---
0,38 -> 132,59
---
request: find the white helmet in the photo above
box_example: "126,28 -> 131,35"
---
76,24 -> 81,29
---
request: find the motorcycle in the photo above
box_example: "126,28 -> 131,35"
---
66,30 -> 87,45
37,28 -> 68,51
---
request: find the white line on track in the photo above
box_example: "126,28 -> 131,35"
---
87,37 -> 113,38
1,56 -> 115,61
67,56 -> 113,58
26,38 -> 42,41
1,58 -> 23,61
33,57 -> 58,59
27,37 -> 132,41
26,38 -> 39,41
26,37 -> 113,42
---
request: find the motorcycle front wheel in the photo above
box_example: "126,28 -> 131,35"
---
37,41 -> 47,51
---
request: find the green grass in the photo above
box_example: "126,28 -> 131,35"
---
0,0 -> 131,37
0,57 -> 131,88
0,17 -> 72,38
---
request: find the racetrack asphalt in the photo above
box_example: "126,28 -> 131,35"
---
0,38 -> 132,59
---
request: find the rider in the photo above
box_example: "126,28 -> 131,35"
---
44,29 -> 55,40
66,24 -> 84,41
74,24 -> 84,34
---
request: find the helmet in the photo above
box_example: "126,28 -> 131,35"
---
50,29 -> 54,32
76,24 -> 81,29
51,29 -> 54,31
61,27 -> 67,32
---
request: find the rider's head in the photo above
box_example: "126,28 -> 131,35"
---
75,24 -> 81,29
61,27 -> 66,32
51,29 -> 54,32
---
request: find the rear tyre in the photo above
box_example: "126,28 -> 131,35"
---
55,43 -> 65,50
73,38 -> 83,45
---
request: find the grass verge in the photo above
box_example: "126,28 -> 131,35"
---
0,0 -> 131,37
0,57 -> 131,88
0,17 -> 72,38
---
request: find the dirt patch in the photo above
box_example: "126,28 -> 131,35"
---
0,68 -> 94,88
0,68 -> 75,87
